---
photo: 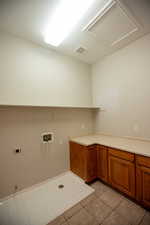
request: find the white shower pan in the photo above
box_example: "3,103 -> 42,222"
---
0,171 -> 94,225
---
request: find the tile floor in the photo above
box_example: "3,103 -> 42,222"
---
47,180 -> 150,225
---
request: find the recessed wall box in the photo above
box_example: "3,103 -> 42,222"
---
42,132 -> 54,143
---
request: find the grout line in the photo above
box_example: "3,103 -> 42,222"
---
111,196 -> 125,211
81,190 -> 114,225
99,209 -> 114,225
64,203 -> 84,221
137,211 -> 146,225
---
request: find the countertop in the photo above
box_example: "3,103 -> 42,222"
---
70,134 -> 150,157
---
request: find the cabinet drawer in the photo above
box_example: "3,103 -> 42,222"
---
136,155 -> 150,168
109,148 -> 134,162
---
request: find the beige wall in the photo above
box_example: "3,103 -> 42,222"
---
0,106 -> 94,198
0,31 -> 94,198
92,33 -> 150,139
0,31 -> 92,107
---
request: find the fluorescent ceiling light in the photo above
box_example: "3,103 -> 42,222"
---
44,0 -> 96,46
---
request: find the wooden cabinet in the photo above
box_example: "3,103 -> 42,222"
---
70,141 -> 86,180
69,141 -> 97,182
86,145 -> 97,182
136,155 -> 150,208
69,141 -> 150,209
108,148 -> 135,198
97,145 -> 108,182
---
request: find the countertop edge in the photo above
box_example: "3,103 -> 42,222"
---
69,137 -> 150,158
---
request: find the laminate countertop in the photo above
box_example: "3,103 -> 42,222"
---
70,134 -> 150,157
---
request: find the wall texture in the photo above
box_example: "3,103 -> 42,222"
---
92,33 -> 150,139
0,32 -> 92,107
0,106 -> 94,198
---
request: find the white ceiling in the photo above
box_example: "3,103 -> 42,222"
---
0,0 -> 150,64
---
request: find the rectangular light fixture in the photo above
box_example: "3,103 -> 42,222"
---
43,0 -> 96,46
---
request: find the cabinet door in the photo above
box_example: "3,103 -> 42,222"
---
108,155 -> 135,198
97,145 -> 108,182
136,166 -> 150,208
70,141 -> 86,180
86,146 -> 97,182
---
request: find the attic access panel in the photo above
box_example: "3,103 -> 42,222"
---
83,1 -> 139,46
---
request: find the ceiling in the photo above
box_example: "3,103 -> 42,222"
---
0,0 -> 150,64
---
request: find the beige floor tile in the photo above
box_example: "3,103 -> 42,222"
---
84,197 -> 112,224
67,208 -> 99,225
115,199 -> 145,225
80,193 -> 97,207
91,181 -> 111,197
47,215 -> 66,225
99,188 -> 123,209
101,211 -> 131,225
140,212 -> 150,225
63,203 -> 82,220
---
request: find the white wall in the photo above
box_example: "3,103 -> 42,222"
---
92,33 -> 150,139
0,32 -> 92,107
